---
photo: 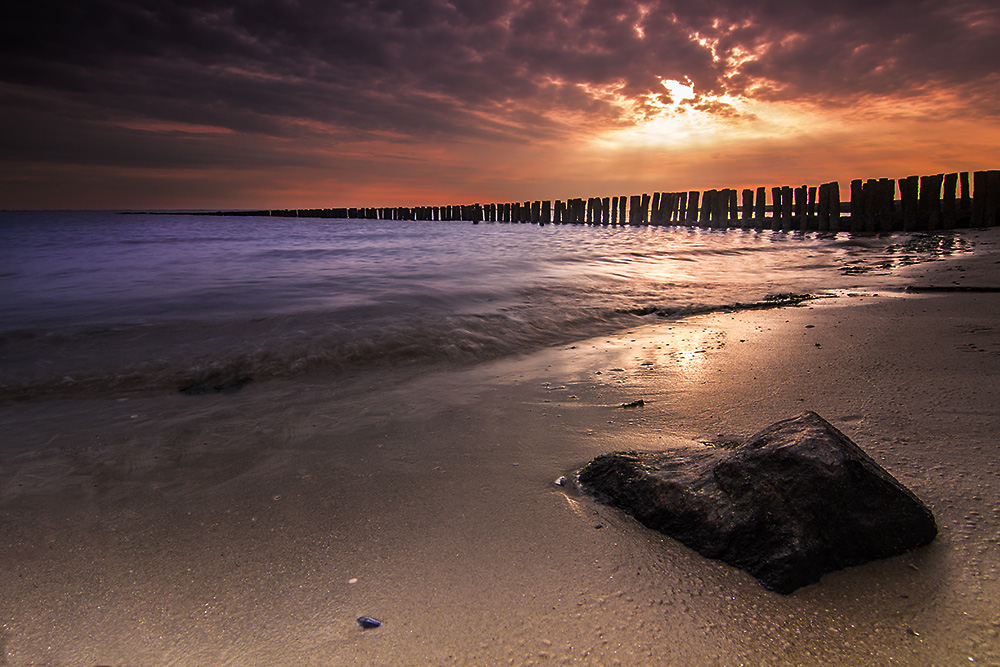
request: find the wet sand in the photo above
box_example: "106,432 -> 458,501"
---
2,233 -> 999,666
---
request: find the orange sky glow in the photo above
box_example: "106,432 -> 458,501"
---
2,0 -> 998,210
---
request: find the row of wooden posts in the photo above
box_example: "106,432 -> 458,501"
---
216,170 -> 1000,232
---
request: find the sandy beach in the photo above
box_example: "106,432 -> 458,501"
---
2,230 -> 1000,666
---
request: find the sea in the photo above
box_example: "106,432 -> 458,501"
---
0,210 -> 963,400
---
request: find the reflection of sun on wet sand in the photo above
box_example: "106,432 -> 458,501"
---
1,232 -> 999,665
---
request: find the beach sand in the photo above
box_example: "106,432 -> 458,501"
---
2,231 -> 999,666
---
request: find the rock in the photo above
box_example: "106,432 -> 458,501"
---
357,616 -> 382,629
577,411 -> 937,593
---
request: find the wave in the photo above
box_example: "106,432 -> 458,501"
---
0,294 -> 825,401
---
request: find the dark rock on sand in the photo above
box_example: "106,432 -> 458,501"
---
577,411 -> 937,593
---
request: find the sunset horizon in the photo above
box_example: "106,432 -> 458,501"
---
3,0 -> 999,210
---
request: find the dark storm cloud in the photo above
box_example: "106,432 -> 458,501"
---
706,0 -> 1000,109
1,0 -> 998,171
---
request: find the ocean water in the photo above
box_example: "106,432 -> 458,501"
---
0,210 -> 946,398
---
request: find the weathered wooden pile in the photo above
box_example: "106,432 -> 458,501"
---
209,169 -> 1000,232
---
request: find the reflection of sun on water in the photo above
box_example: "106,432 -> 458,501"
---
670,346 -> 707,367
668,344 -> 710,382
661,328 -> 721,383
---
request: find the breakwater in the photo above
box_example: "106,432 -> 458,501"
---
201,169 -> 1000,232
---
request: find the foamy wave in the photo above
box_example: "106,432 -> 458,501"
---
0,295 -> 827,400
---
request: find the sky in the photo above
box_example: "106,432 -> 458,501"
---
2,0 -> 999,210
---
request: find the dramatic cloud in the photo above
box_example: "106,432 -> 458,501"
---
1,0 -> 998,208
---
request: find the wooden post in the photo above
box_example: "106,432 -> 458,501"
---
699,190 -> 713,227
941,173 -> 957,228
752,187 -> 765,229
850,180 -> 864,233
864,179 -> 878,233
900,176 -> 918,231
768,187 -> 780,230
677,192 -> 687,225
687,191 -> 699,223
919,175 -> 943,230
794,185 -> 807,231
781,186 -> 793,232
917,176 -> 931,229
989,171 -> 1000,227
829,182 -> 841,233
650,192 -> 662,224
960,172 -> 971,221
610,196 -> 618,225
807,186 -> 817,230
640,194 -> 651,224
711,190 -> 725,228
976,170 -> 1000,227
928,174 -> 944,229
741,189 -> 753,228
972,172 -> 987,227
882,179 -> 896,233
818,183 -> 830,232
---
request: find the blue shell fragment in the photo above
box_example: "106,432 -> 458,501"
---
357,616 -> 382,629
